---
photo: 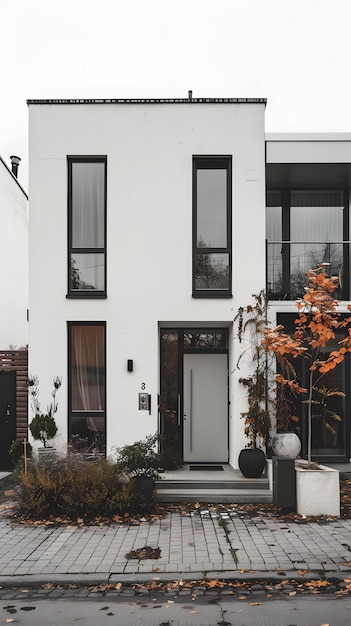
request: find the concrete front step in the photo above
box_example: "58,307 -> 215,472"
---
156,488 -> 272,503
156,478 -> 270,491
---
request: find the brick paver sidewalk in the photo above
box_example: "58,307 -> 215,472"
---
0,507 -> 350,585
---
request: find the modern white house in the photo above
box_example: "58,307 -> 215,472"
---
0,155 -> 28,469
26,97 -> 351,473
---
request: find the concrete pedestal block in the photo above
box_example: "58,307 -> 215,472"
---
295,463 -> 340,517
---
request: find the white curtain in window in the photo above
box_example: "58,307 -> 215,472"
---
291,191 -> 344,242
72,162 -> 104,248
197,169 -> 227,248
72,326 -> 104,411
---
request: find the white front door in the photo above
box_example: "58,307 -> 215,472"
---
183,353 -> 228,462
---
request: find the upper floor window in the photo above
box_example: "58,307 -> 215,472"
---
192,156 -> 232,297
68,157 -> 107,297
266,189 -> 349,300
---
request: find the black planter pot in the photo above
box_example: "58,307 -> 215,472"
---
132,476 -> 155,500
238,448 -> 266,478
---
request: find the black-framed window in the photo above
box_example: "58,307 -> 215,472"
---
67,156 -> 107,297
277,313 -> 349,462
68,322 -> 106,453
192,156 -> 232,297
266,189 -> 349,300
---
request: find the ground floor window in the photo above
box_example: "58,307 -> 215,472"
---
277,313 -> 349,462
68,322 -> 106,453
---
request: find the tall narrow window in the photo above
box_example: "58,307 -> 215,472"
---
68,322 -> 106,453
68,157 -> 107,296
193,156 -> 232,297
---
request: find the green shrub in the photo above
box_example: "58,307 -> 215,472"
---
114,433 -> 161,478
18,457 -> 154,520
9,439 -> 32,469
29,413 -> 58,448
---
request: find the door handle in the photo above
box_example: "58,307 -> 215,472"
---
177,394 -> 181,426
189,368 -> 193,452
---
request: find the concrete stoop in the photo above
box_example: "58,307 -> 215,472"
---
155,475 -> 272,503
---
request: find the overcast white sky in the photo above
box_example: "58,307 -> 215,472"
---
2,0 -> 351,188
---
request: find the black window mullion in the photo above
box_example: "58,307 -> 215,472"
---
343,188 -> 349,299
281,189 -> 291,298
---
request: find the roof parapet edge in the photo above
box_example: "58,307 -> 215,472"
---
27,97 -> 267,106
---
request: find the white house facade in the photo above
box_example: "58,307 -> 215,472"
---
27,97 -> 266,465
0,155 -> 28,469
0,155 -> 28,348
27,98 -> 351,468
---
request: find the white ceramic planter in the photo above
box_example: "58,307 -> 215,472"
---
271,432 -> 301,459
295,462 -> 340,517
37,447 -> 56,464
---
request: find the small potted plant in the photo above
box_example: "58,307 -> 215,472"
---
235,291 -> 272,478
114,433 -> 161,499
28,375 -> 61,461
271,381 -> 301,459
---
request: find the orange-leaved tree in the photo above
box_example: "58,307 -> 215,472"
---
262,264 -> 351,467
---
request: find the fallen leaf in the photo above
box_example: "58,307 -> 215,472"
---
305,580 -> 330,588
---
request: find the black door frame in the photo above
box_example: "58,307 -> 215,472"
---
159,327 -> 229,464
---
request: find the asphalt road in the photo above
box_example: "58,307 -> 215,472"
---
1,594 -> 351,625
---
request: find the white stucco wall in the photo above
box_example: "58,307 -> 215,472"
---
28,100 -> 266,465
0,157 -> 28,348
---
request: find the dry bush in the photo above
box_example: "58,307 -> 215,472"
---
18,457 -> 153,520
